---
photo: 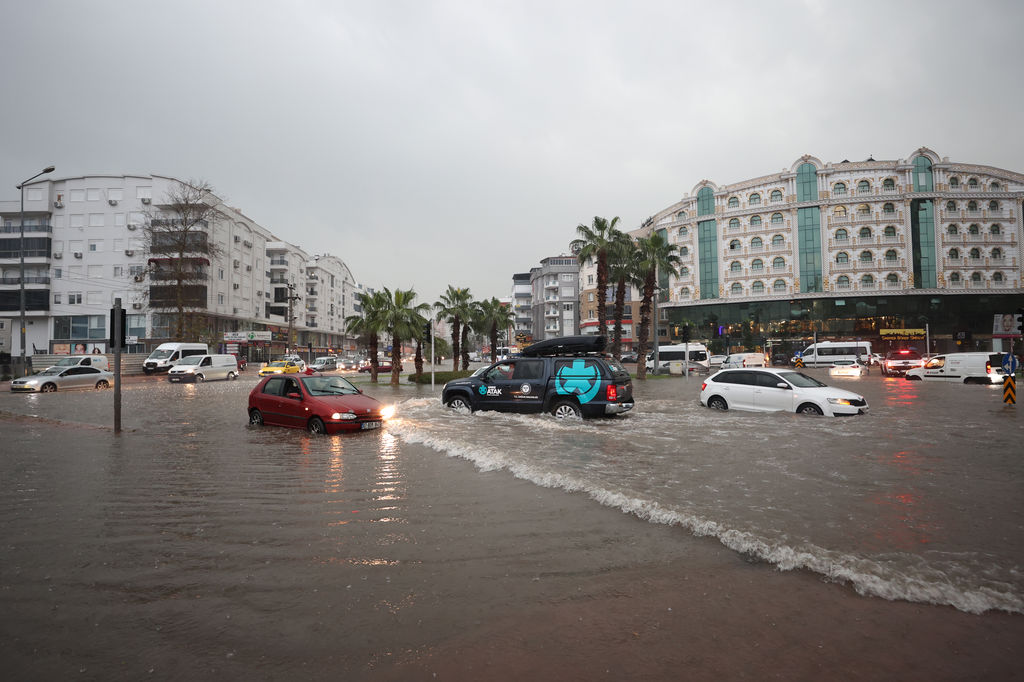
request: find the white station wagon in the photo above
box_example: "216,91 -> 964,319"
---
700,367 -> 868,417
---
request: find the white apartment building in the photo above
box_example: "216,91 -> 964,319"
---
530,255 -> 579,340
0,174 -> 363,360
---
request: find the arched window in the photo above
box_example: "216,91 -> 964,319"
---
833,182 -> 847,196
772,234 -> 784,246
969,248 -> 981,259
949,272 -> 961,283
751,258 -> 764,271
679,266 -> 690,276
971,271 -> 982,282
884,225 -> 897,237
750,215 -> 762,227
857,180 -> 871,193
989,201 -> 999,211
678,226 -> 688,237
676,209 -> 687,218
884,249 -> 897,262
886,273 -> 899,285
773,279 -> 786,291
729,218 -> 740,229
990,223 -> 1001,235
773,256 -> 785,270
992,182 -> 1001,190
730,261 -> 742,272
859,250 -> 873,262
729,239 -> 741,250
882,202 -> 895,214
969,224 -> 980,235
861,274 -> 874,286
836,252 -> 849,264
750,236 -> 763,249
968,177 -> 979,188
859,227 -> 872,238
680,246 -> 689,256
749,193 -> 761,205
992,248 -> 1003,260
968,200 -> 978,211
833,205 -> 848,217
835,228 -> 848,240
731,282 -> 743,295
882,178 -> 895,190
946,201 -> 956,211
837,275 -> 850,288
728,196 -> 739,208
752,280 -> 765,293
771,213 -> 783,224
993,272 -> 1004,283
856,203 -> 871,216
770,190 -> 783,202
947,224 -> 959,235
948,248 -> 960,259
949,176 -> 960,187
679,287 -> 690,297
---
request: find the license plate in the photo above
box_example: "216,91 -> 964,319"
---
169,376 -> 181,382
361,421 -> 381,430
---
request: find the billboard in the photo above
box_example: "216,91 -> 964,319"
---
992,314 -> 1022,338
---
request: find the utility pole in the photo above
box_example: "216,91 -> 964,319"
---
285,280 -> 301,353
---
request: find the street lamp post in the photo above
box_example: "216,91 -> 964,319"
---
17,165 -> 55,375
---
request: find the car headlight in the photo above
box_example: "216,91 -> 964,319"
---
331,412 -> 358,420
380,405 -> 396,420
827,397 -> 853,405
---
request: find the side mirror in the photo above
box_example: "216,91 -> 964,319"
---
776,382 -> 791,389
286,391 -> 302,400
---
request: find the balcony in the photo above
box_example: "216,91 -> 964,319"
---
0,275 -> 51,285
0,222 -> 52,233
269,258 -> 289,267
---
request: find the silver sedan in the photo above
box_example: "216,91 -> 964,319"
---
10,366 -> 115,393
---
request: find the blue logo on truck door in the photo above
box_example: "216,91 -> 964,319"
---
554,359 -> 601,403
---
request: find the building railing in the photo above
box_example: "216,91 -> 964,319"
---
0,275 -> 51,284
0,223 -> 52,233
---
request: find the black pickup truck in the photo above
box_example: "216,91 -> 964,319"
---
441,336 -> 635,419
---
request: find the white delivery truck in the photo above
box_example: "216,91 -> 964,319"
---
904,353 -> 1006,384
142,342 -> 209,375
50,354 -> 110,371
167,353 -> 239,382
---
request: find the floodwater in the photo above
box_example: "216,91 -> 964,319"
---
1,369 -> 1022,677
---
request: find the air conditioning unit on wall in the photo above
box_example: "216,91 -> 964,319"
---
53,252 -> 63,259
140,197 -> 151,205
73,252 -> 83,259
108,199 -> 118,206
127,224 -> 137,231
132,303 -> 142,309
125,250 -> 134,256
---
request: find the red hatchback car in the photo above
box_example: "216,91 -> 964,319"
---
248,374 -> 395,434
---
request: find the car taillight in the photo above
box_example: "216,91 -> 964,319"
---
986,361 -> 991,374
606,384 -> 618,401
701,381 -> 707,391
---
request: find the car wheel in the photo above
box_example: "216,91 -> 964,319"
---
445,395 -> 474,413
249,408 -> 264,426
308,417 -> 327,435
227,372 -> 236,380
797,403 -> 824,416
907,375 -> 922,381
41,383 -> 57,393
95,380 -> 109,390
551,400 -> 582,419
195,374 -> 205,382
707,396 -> 728,410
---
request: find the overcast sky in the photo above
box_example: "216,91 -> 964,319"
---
4,0 -> 1023,304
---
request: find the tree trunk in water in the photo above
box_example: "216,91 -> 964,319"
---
451,318 -> 461,372
390,336 -> 401,387
369,335 -> 379,382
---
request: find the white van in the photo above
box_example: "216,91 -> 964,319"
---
167,354 -> 239,382
795,341 -> 872,367
143,342 -> 209,374
51,355 -> 110,372
905,353 -> 1006,384
721,352 -> 767,369
646,343 -> 710,373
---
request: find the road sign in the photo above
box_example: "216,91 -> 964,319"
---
1003,353 -> 1019,375
794,351 -> 802,358
125,335 -> 138,345
1004,376 -> 1016,405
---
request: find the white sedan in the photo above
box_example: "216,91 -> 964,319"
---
10,366 -> 114,393
700,367 -> 868,416
829,360 -> 869,377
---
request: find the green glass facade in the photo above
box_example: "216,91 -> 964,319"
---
913,156 -> 934,192
911,199 -> 937,288
796,162 -> 817,203
795,163 -> 823,293
696,187 -> 718,300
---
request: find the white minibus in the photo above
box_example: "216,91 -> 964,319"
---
646,343 -> 710,373
795,341 -> 872,367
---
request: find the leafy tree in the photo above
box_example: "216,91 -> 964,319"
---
143,179 -> 225,340
607,233 -> 638,359
633,232 -> 681,380
435,286 -> 473,372
476,298 -> 515,364
378,288 -> 430,386
571,216 -> 623,342
344,290 -> 388,382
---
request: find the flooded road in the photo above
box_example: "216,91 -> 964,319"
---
1,369 -> 1022,678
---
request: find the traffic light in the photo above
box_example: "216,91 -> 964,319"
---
681,325 -> 691,343
423,322 -> 432,339
109,307 -> 126,348
1017,308 -> 1024,336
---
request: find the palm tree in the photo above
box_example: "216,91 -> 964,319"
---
435,286 -> 472,372
607,233 -> 638,359
476,297 -> 515,363
344,290 -> 388,382
634,232 -> 681,381
378,287 -> 430,386
571,216 -> 623,341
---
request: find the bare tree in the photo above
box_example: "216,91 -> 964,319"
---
142,180 -> 225,341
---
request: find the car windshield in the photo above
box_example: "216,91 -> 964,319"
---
54,357 -> 82,366
176,356 -> 203,365
887,351 -> 921,359
268,361 -> 287,368
148,349 -> 174,360
40,367 -> 64,376
301,376 -> 360,395
777,371 -> 828,388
